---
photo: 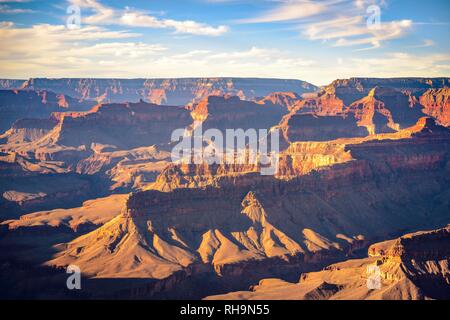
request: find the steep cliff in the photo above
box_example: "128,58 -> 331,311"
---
190,95 -> 285,131
323,77 -> 449,105
0,89 -> 93,132
51,101 -> 191,148
419,88 -> 450,126
276,80 -> 449,142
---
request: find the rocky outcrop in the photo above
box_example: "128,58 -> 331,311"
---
206,225 -> 450,300
0,118 -> 57,144
281,113 -> 368,142
2,194 -> 127,233
256,92 -> 302,111
347,87 -> 425,134
0,102 -> 188,192
419,88 -> 450,126
76,145 -> 172,191
190,95 -> 285,132
276,81 -> 449,142
52,101 -> 192,149
323,77 -> 449,105
0,89 -> 93,133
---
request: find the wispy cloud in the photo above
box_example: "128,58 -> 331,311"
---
0,23 -> 150,72
240,0 -> 327,23
70,0 -> 228,36
240,0 -> 413,49
0,20 -> 448,85
305,17 -> 412,49
0,4 -> 34,13
0,24 -> 315,80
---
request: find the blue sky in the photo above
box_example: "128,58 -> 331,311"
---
0,0 -> 449,85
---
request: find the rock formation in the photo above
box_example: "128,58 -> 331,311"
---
419,88 -> 450,126
0,77 -> 449,299
37,118 -> 450,298
206,225 -> 450,300
2,78 -> 317,105
0,89 -> 93,132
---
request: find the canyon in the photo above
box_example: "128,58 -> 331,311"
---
0,77 -> 449,299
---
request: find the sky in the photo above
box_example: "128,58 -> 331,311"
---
0,0 -> 449,85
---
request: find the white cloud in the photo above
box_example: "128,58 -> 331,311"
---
0,21 -> 447,85
0,23 -> 160,74
306,18 -> 413,49
0,24 -> 316,80
241,0 -> 326,23
0,20 -> 13,28
70,0 -> 228,36
240,0 -> 413,49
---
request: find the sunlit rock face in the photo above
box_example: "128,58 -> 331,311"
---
0,118 -> 57,145
420,88 -> 450,126
275,78 -> 449,142
256,92 -> 303,112
206,225 -> 450,300
322,77 -> 450,105
51,101 -> 192,149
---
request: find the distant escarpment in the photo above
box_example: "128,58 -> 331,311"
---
4,78 -> 317,106
277,78 -> 449,142
0,89 -> 93,132
0,79 -> 25,90
323,77 -> 449,105
51,101 -> 192,149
